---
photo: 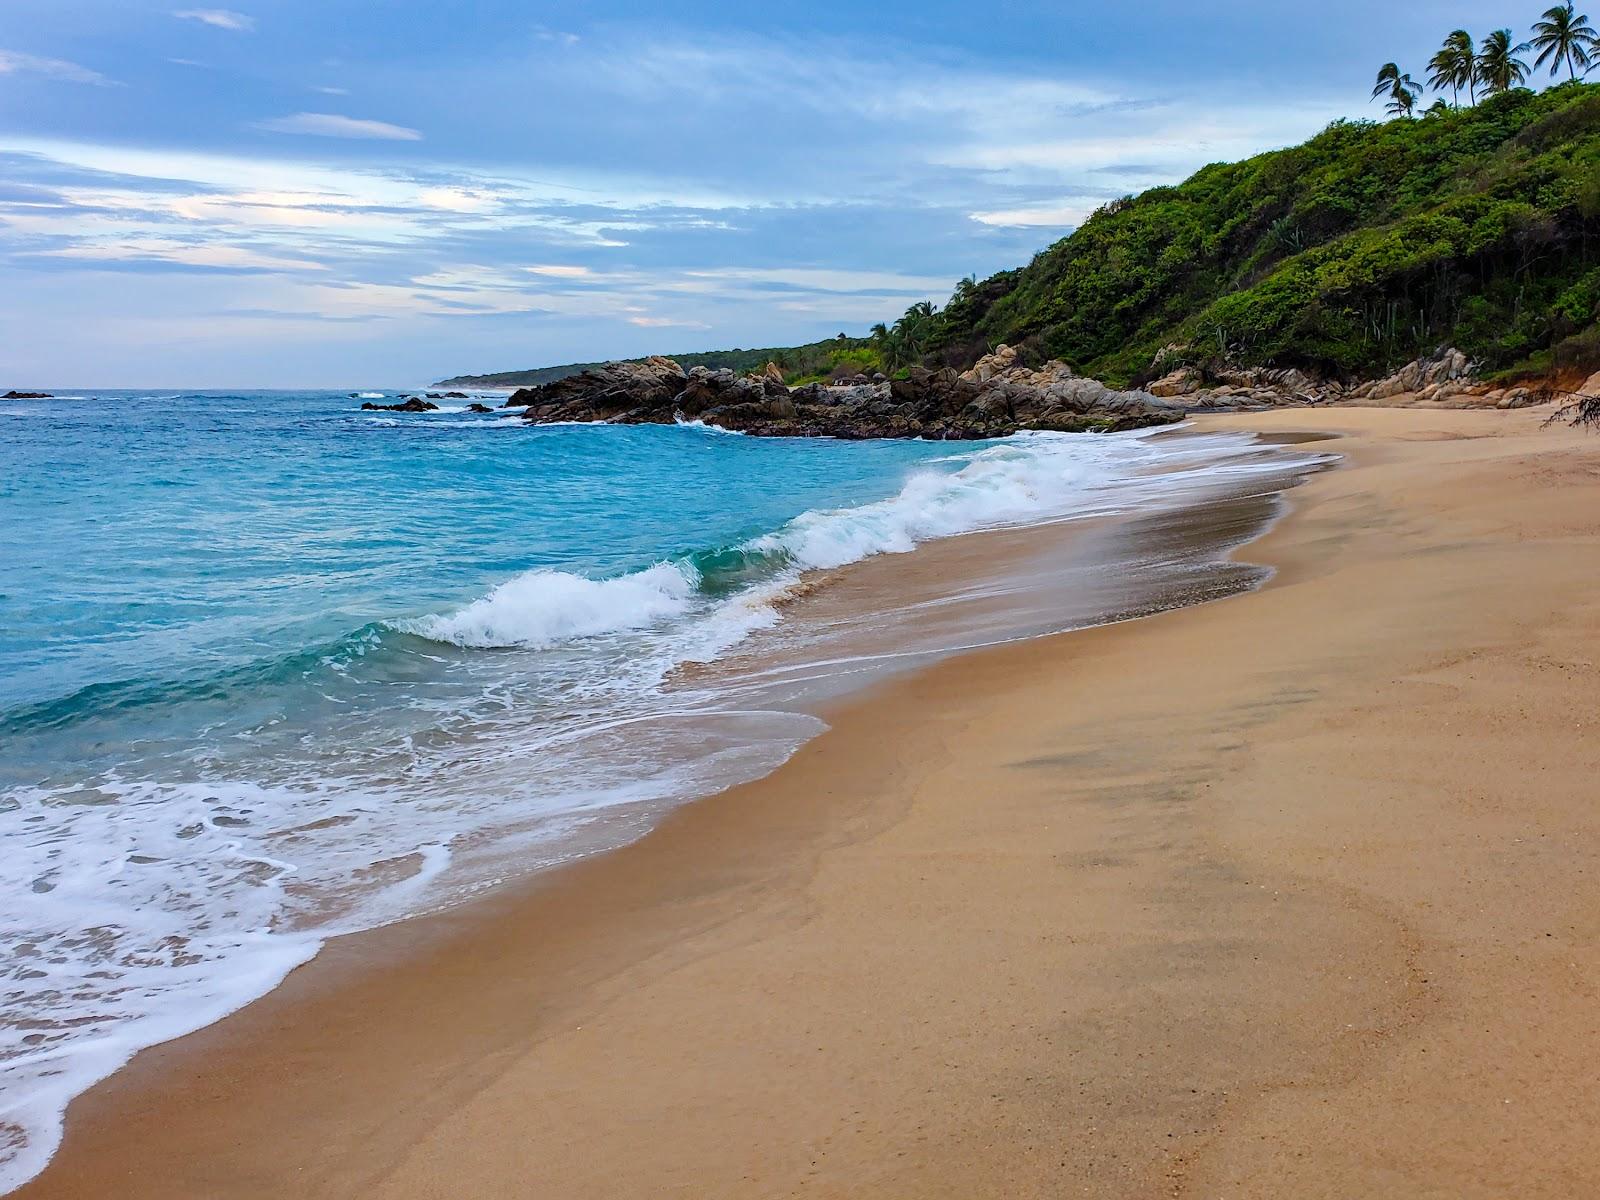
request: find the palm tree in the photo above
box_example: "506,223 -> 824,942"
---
1384,71 -> 1423,116
1428,32 -> 1477,105
1477,29 -> 1532,94
1371,62 -> 1402,100
1453,30 -> 1480,103
1530,4 -> 1598,80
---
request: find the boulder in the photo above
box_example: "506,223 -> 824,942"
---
466,402 -> 494,413
3,390 -> 52,399
1147,368 -> 1200,398
509,357 -> 688,421
362,397 -> 439,412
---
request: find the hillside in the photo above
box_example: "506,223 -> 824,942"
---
910,82 -> 1600,387
442,83 -> 1600,395
435,337 -> 874,389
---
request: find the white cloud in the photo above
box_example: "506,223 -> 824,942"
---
629,315 -> 710,329
526,265 -> 592,278
312,85 -> 349,96
416,186 -> 497,213
969,204 -> 1095,229
677,266 -> 954,294
0,50 -> 116,86
255,113 -> 423,141
534,26 -> 580,47
173,9 -> 256,32
33,240 -> 325,272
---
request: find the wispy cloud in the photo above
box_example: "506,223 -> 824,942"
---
34,240 -> 326,273
173,9 -> 256,32
969,204 -> 1096,229
629,315 -> 710,329
0,50 -> 116,86
255,113 -> 422,141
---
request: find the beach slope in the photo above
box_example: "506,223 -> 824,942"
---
19,406 -> 1600,1199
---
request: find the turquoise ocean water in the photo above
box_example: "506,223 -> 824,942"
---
0,389 -> 1316,1189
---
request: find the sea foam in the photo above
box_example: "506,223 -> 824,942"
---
404,429 -> 1224,656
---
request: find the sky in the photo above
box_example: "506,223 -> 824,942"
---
0,0 -> 1538,386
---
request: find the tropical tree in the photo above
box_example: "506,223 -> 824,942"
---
1530,3 -> 1599,80
1392,71 -> 1423,115
1370,62 -> 1422,116
1428,31 -> 1478,105
1477,29 -> 1533,94
1371,62 -> 1403,101
871,302 -> 940,372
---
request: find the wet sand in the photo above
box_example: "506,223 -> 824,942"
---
17,406 -> 1600,1199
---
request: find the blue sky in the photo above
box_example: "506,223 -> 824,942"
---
0,0 -> 1539,386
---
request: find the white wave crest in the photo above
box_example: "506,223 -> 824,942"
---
405,428 -> 1304,657
404,562 -> 699,648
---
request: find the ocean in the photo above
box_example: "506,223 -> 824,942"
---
0,389 -> 1327,1190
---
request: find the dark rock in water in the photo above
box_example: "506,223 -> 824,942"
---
361,397 -> 439,412
466,402 -> 494,413
508,353 -> 1181,439
443,391 -> 469,399
425,392 -> 444,399
3,390 -> 53,400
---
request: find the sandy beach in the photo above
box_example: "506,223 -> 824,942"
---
17,405 -> 1600,1199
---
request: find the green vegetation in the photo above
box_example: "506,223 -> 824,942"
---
891,79 -> 1600,388
1531,4 -> 1599,79
446,10 -> 1600,399
437,336 -> 879,389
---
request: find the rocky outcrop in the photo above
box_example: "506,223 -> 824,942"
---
500,342 -> 1573,439
465,402 -> 495,413
362,397 -> 439,412
508,350 -> 1183,439
1142,347 -> 1561,412
1344,347 -> 1477,402
3,391 -> 52,399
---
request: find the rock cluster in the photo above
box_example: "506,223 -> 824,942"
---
1146,347 -> 1555,412
494,342 -> 1578,438
3,390 -> 53,400
361,397 -> 439,412
508,350 -> 1182,439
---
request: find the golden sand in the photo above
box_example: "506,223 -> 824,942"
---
19,406 -> 1600,1199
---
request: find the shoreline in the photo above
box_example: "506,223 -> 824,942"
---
17,406 -> 1600,1198
0,420 -> 1321,1194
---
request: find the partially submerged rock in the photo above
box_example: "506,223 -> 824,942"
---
362,397 -> 439,412
3,390 -> 53,400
